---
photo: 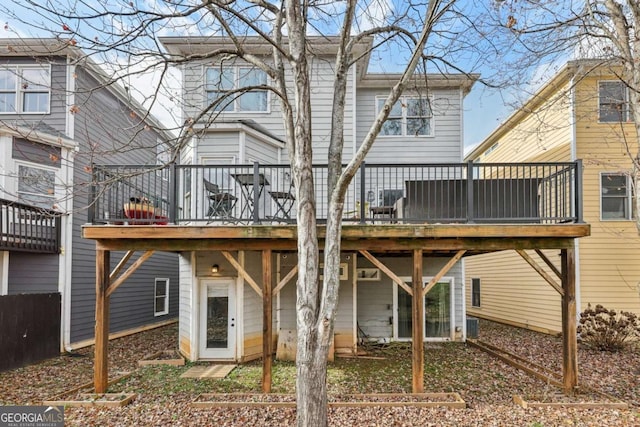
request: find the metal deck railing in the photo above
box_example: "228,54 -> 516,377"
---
88,161 -> 583,226
0,198 -> 61,253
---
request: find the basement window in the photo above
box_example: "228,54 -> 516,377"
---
471,278 -> 481,308
154,278 -> 169,316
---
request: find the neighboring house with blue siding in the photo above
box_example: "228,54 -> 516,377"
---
159,36 -> 476,361
0,39 -> 179,352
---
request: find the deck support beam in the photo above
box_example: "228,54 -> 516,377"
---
359,250 -> 412,296
222,251 -> 262,297
516,249 -> 564,296
561,248 -> 578,394
94,249 -> 110,393
412,249 -> 424,393
262,250 -> 273,393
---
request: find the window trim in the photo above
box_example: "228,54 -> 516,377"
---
598,80 -> 630,123
15,160 -> 57,206
204,65 -> 269,114
0,64 -> 51,114
600,172 -> 635,221
154,278 -> 170,316
471,278 -> 481,308
376,95 -> 434,138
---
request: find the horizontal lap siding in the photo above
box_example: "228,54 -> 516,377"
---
0,58 -> 67,134
179,254 -> 193,358
70,67 -> 178,343
184,58 -> 354,163
465,250 -> 562,333
575,76 -> 640,315
356,88 -> 463,163
475,83 -> 572,164
7,252 -> 59,294
245,134 -> 279,164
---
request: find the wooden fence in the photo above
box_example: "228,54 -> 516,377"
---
0,293 -> 61,371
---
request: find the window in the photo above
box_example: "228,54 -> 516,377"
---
205,66 -> 267,112
471,278 -> 481,308
599,81 -> 629,122
0,66 -> 50,114
601,173 -> 635,220
154,278 -> 169,316
17,163 -> 56,208
377,96 -> 432,137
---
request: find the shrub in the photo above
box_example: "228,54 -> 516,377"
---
577,303 -> 640,352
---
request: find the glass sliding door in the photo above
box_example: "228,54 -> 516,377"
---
396,279 -> 453,340
425,282 -> 451,338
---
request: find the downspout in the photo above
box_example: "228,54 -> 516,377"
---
61,59 -> 77,352
460,87 -> 464,160
352,65 -> 357,159
569,74 -> 582,316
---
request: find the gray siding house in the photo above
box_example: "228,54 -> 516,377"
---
160,37 -> 475,362
0,39 -> 179,351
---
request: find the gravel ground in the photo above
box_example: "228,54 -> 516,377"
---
0,320 -> 638,426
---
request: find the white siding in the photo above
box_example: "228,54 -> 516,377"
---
356,88 -> 463,163
183,57 -> 355,163
179,253 -> 194,359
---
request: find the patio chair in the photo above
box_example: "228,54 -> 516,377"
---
204,179 -> 237,221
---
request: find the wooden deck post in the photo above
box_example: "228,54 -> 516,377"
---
561,248 -> 578,394
94,249 -> 110,393
412,249 -> 424,393
262,249 -> 272,393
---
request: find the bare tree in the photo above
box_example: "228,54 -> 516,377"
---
491,0 -> 640,232
0,0 -> 516,425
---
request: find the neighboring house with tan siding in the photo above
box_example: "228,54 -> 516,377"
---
464,60 -> 640,334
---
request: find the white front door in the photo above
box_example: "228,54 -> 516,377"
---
199,280 -> 236,359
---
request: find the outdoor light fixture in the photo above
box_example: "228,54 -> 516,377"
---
211,264 -> 219,274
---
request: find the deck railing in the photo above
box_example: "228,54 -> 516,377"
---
89,161 -> 583,225
0,198 -> 61,253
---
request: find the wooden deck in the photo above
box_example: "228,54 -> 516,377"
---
83,221 -> 590,396
82,223 -> 590,253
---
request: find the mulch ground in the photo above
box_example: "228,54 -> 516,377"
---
0,320 -> 638,426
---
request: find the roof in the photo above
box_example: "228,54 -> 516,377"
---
359,73 -> 478,95
199,119 -> 284,148
159,36 -> 477,92
0,38 -> 174,144
465,59 -> 623,161
0,123 -> 77,150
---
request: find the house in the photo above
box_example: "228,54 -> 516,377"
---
464,60 -> 640,335
0,38 -> 179,365
162,36 -> 477,362
81,36 -> 588,394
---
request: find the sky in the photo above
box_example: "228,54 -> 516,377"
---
0,3 -> 526,152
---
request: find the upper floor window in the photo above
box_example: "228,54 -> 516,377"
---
0,66 -> 51,114
601,173 -> 635,220
17,163 -> 56,208
205,66 -> 267,112
377,96 -> 433,137
599,81 -> 629,122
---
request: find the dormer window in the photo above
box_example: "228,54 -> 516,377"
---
205,66 -> 268,112
0,65 -> 51,114
377,96 -> 433,137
